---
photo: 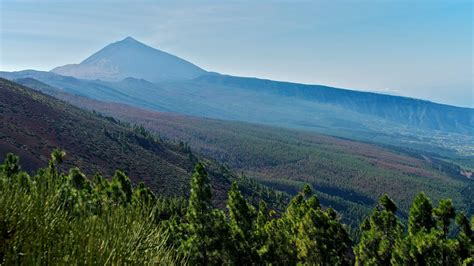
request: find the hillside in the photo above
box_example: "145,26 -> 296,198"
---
194,74 -> 474,136
46,37 -> 474,137
84,105 -> 474,225
51,37 -> 206,82
1,71 -> 472,159
0,78 -> 267,204
3,151 -> 471,264
2,70 -> 472,159
15,78 -> 471,226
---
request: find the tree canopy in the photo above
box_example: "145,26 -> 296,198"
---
0,151 -> 472,265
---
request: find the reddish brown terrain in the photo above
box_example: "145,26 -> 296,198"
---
24,82 -> 470,224
3,78 -> 472,225
0,78 -> 237,203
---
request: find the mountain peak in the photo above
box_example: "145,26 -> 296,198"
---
118,36 -> 141,45
123,36 -> 136,41
51,38 -> 206,82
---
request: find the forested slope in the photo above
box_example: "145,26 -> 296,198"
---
91,106 -> 473,225
19,79 -> 471,226
0,78 -> 282,205
2,70 -> 472,158
1,152 -> 472,264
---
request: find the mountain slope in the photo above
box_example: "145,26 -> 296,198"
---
51,37 -> 206,82
14,78 -> 471,226
194,74 -> 474,135
2,69 -> 472,157
82,101 -> 474,223
1,37 -> 472,152
0,78 -> 240,203
46,37 -> 472,136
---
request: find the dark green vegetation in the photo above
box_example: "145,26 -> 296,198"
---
0,77 -> 200,196
0,78 -> 283,206
1,152 -> 472,264
0,152 -> 181,264
1,37 -> 472,264
1,77 -> 472,228
35,88 -> 472,227
355,193 -> 473,265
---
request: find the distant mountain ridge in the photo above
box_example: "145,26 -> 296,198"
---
7,77 -> 473,225
0,78 -> 287,206
52,37 -> 207,82
194,74 -> 474,135
0,37 -> 472,149
0,77 -> 200,196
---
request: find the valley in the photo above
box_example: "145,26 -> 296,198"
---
9,77 -> 473,227
2,2 -> 473,263
1,37 -> 472,159
0,78 -> 284,207
0,37 -> 472,227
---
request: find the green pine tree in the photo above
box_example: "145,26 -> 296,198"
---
455,212 -> 473,262
434,199 -> 456,239
355,194 -> 403,265
1,153 -> 21,178
226,181 -> 258,263
182,162 -> 231,265
408,192 -> 435,235
112,170 -> 133,204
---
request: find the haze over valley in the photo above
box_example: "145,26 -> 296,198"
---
2,37 -> 473,156
0,1 -> 472,264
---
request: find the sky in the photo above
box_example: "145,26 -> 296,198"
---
0,0 -> 472,107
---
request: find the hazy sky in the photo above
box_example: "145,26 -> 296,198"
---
1,0 -> 472,107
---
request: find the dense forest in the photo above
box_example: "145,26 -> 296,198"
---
1,151 -> 472,265
59,92 -> 471,227
0,78 -> 287,210
3,77 -> 472,233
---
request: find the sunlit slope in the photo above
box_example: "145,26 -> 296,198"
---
101,107 -> 473,224
19,81 -> 470,226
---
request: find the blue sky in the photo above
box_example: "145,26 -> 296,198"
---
1,0 -> 472,107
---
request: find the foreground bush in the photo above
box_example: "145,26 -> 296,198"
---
0,151 -> 472,265
0,151 -> 180,265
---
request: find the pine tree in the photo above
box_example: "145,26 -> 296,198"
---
355,194 -> 402,265
392,194 -> 467,265
90,173 -> 110,213
69,167 -> 90,191
408,192 -> 435,235
1,153 -> 20,178
296,207 -> 352,265
112,170 -> 133,204
434,199 -> 456,239
455,214 -> 474,264
226,181 -> 258,263
392,193 -> 446,265
47,149 -> 65,182
132,182 -> 156,206
433,199 -> 459,265
293,185 -> 351,264
182,162 -> 231,265
259,214 -> 295,264
0,154 -> 30,191
392,229 -> 444,265
108,175 -> 127,205
254,200 -> 269,257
